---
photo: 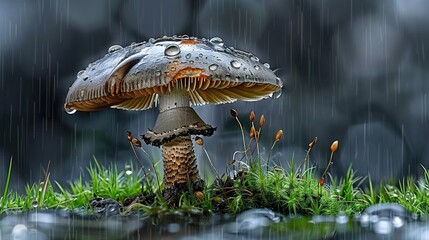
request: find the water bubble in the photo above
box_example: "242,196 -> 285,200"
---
254,65 -> 260,70
392,216 -> 404,228
360,213 -> 370,227
65,108 -> 76,115
164,44 -> 181,58
374,219 -> 393,235
336,214 -> 349,224
185,53 -> 192,59
209,64 -> 218,71
230,60 -> 241,69
155,70 -> 161,76
32,200 -> 38,208
210,37 -> 224,46
108,45 -> 123,53
263,63 -> 271,68
77,70 -> 84,78
12,224 -> 28,239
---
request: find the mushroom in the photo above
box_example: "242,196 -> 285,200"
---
64,36 -> 283,204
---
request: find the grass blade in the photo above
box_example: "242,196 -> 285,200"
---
1,157 -> 13,208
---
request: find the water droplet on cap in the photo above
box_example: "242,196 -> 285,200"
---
225,75 -> 232,80
276,77 -> 283,87
155,70 -> 161,76
209,64 -> 218,71
83,76 -> 89,81
77,70 -> 84,78
254,65 -> 260,70
164,44 -> 181,58
108,45 -> 123,53
263,63 -> 271,68
271,89 -> 282,99
185,53 -> 191,59
230,60 -> 241,69
250,55 -> 260,62
65,108 -> 77,115
210,37 -> 224,46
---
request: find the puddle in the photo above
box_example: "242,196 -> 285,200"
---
0,204 -> 427,240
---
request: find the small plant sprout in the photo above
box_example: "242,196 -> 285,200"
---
297,137 -> 318,175
255,114 -> 265,156
231,109 -> 248,161
127,131 -> 160,191
249,110 -> 255,122
267,130 -> 283,170
195,136 -> 220,181
319,140 -> 339,187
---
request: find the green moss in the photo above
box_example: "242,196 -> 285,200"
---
2,153 -> 429,217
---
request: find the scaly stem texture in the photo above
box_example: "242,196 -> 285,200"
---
162,135 -> 200,188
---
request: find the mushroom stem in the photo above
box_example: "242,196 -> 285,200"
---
162,135 -> 200,188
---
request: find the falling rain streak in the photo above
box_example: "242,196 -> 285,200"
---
0,0 -> 429,238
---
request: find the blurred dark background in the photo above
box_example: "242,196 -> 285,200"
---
1,0 -> 429,191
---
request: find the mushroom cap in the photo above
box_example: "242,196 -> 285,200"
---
64,36 -> 283,112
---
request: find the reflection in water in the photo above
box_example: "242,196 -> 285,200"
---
1,204 -> 429,239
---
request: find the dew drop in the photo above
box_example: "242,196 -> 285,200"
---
263,63 -> 271,68
125,165 -> 132,175
108,45 -> 123,53
164,44 -> 181,58
230,60 -> 241,69
155,70 -> 161,76
185,53 -> 192,59
209,64 -> 218,71
76,70 -> 84,78
65,108 -> 77,115
210,37 -> 224,46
